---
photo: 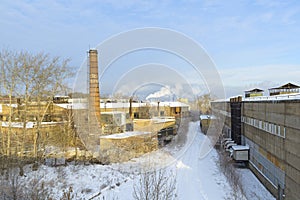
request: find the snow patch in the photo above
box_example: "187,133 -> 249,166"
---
176,160 -> 190,169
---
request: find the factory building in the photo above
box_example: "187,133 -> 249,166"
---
211,83 -> 300,200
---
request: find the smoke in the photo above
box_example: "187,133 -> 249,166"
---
146,86 -> 172,100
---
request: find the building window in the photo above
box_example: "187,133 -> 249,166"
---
242,116 -> 285,138
134,112 -> 139,119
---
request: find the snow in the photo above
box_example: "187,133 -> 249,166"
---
1,121 -> 35,128
176,160 -> 190,169
100,131 -> 152,139
132,117 -> 176,124
214,93 -> 300,103
14,121 -> 275,200
151,101 -> 190,108
55,103 -> 87,109
232,145 -> 250,151
100,102 -> 148,109
152,117 -> 176,123
199,115 -> 216,120
243,93 -> 300,101
237,168 -> 275,200
4,103 -> 18,108
1,121 -> 62,128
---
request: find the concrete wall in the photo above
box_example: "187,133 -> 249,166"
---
211,101 -> 231,137
212,99 -> 300,200
242,100 -> 300,200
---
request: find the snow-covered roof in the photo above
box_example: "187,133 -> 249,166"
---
1,121 -> 62,128
4,104 -> 18,108
100,102 -> 148,109
199,115 -> 216,120
54,95 -> 69,98
1,122 -> 35,128
243,93 -> 300,101
55,103 -> 87,109
231,145 -> 249,151
151,117 -> 176,123
245,88 -> 264,93
269,82 -> 300,90
151,101 -> 190,108
132,118 -> 175,126
214,93 -> 300,102
101,111 -> 126,115
100,131 -> 152,139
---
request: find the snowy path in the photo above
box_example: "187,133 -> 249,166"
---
175,121 -> 232,200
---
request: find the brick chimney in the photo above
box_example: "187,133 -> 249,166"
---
89,49 -> 101,127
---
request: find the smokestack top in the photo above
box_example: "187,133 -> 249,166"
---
89,49 -> 98,53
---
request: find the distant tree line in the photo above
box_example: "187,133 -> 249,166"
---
189,94 -> 215,114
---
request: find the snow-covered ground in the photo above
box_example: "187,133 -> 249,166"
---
17,121 -> 275,199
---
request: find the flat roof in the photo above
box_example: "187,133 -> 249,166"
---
243,93 -> 300,101
100,102 -> 148,109
200,115 -> 216,120
155,101 -> 190,108
100,131 -> 152,139
231,145 -> 249,151
213,93 -> 300,102
55,103 -> 87,109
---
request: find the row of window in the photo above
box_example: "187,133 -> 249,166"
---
242,116 -> 286,138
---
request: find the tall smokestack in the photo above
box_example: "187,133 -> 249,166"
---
157,101 -> 160,117
129,97 -> 133,119
89,49 -> 101,127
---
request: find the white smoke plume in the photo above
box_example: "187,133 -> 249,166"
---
146,86 -> 172,100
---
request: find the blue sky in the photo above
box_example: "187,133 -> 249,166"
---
1,0 -> 300,98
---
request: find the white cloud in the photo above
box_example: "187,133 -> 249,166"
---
146,86 -> 172,100
219,64 -> 300,96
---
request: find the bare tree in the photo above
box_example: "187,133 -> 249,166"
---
217,150 -> 245,200
0,50 -> 22,156
196,94 -> 215,114
133,168 -> 177,200
0,48 -> 74,158
0,166 -> 26,200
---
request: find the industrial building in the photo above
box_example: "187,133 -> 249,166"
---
211,83 -> 300,200
0,49 -> 190,161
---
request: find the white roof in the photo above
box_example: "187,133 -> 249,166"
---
4,104 -> 18,108
231,145 -> 249,151
54,95 -> 69,98
150,101 -> 190,108
1,122 -> 35,128
101,111 -> 126,115
133,117 -> 175,124
100,131 -> 152,139
214,93 -> 300,103
243,93 -> 300,101
100,102 -> 148,109
200,115 -> 216,120
55,103 -> 87,109
1,121 -> 62,128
